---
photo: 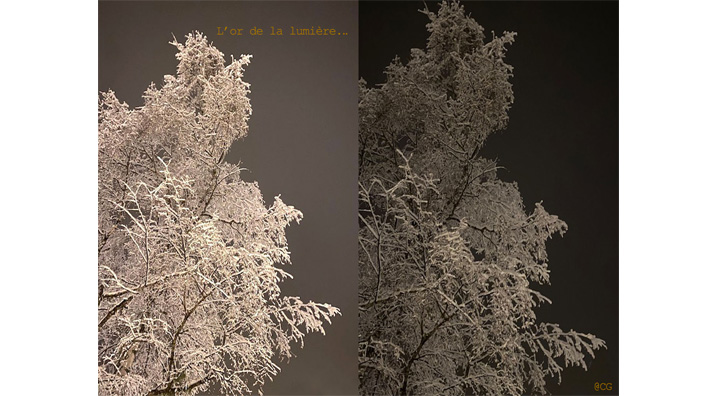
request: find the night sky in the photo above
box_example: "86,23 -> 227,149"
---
359,1 -> 618,394
99,0 -> 617,395
99,1 -> 358,395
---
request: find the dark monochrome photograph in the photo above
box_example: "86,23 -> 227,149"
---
358,1 -> 618,396
98,1 -> 357,395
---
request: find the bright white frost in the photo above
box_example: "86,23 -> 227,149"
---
98,32 -> 339,396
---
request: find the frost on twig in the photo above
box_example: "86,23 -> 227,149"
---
358,3 -> 604,395
98,32 -> 339,396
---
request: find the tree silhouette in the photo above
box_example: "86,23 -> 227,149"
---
98,32 -> 339,396
358,3 -> 604,395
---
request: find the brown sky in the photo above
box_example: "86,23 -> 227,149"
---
99,1 -> 359,394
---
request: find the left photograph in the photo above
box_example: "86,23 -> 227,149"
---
98,2 -> 358,395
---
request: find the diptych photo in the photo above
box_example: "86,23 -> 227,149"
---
98,1 -> 617,395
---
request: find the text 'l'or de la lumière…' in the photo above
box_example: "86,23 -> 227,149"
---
217,26 -> 349,36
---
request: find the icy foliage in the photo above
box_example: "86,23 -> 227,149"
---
358,3 -> 605,395
98,32 -> 339,396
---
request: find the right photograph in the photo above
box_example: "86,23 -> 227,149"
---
358,1 -> 618,395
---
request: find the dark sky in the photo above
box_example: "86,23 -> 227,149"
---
99,1 -> 617,394
99,1 -> 358,395
360,1 -> 618,395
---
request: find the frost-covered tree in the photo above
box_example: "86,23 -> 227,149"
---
98,32 -> 339,396
358,3 -> 605,395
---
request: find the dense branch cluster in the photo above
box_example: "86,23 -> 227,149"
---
358,3 -> 604,395
98,33 -> 338,396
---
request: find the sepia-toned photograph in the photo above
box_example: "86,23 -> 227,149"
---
358,1 -> 618,395
97,1 -> 615,395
